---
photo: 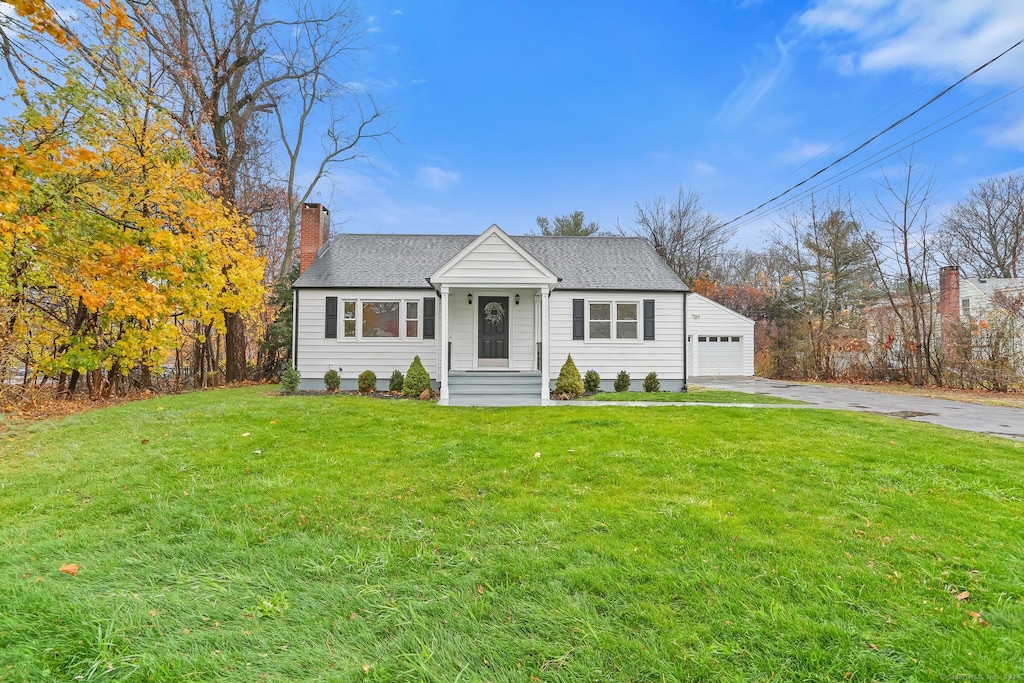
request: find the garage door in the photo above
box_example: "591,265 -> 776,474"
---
696,336 -> 744,375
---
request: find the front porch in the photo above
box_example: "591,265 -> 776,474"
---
429,225 -> 558,407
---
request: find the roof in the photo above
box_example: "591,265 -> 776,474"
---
963,277 -> 1024,299
293,233 -> 688,292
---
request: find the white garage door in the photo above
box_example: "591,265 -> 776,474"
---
697,335 -> 744,375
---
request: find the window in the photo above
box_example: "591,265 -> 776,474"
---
962,298 -> 971,317
731,336 -> 740,342
405,301 -> 419,338
343,301 -> 356,337
588,300 -> 639,340
362,301 -> 400,337
333,298 -> 420,340
616,302 -> 637,339
589,303 -> 611,339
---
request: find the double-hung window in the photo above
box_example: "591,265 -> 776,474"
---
588,301 -> 638,340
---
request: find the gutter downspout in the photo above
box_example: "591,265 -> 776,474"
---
682,291 -> 688,392
292,289 -> 299,371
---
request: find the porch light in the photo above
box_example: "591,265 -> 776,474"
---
467,293 -> 473,305
514,293 -> 520,305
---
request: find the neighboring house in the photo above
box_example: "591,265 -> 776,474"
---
686,293 -> 755,377
291,203 -> 753,406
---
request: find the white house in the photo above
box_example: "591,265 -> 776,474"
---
291,204 -> 753,405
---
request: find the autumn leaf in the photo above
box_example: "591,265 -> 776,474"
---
956,590 -> 970,601
476,585 -> 485,595
362,663 -> 370,674
59,563 -> 80,576
867,642 -> 879,651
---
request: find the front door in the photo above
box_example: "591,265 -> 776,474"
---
478,296 -> 509,362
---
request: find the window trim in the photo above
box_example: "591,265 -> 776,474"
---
336,296 -> 422,342
585,299 -> 642,342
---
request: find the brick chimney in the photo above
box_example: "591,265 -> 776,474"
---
938,265 -> 960,357
299,203 -> 330,274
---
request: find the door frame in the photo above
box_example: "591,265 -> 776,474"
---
473,291 -> 513,369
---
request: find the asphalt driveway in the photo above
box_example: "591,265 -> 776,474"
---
694,377 -> 1024,441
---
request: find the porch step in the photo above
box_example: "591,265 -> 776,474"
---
447,371 -> 543,407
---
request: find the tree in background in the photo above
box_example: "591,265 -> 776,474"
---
134,0 -> 388,382
938,174 -> 1024,279
866,153 -> 941,386
535,211 -> 601,236
769,195 -> 874,380
632,186 -> 733,285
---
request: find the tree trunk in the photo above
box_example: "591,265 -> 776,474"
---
224,311 -> 246,382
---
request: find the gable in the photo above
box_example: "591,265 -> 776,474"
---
430,225 -> 558,286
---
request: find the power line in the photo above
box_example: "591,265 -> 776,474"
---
720,37 -> 1024,231
726,83 -> 1024,233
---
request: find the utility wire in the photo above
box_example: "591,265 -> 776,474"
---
726,83 -> 1024,232
720,37 -> 1024,230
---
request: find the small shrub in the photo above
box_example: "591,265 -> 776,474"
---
643,371 -> 660,393
324,369 -> 341,392
554,355 -> 584,397
357,369 -> 377,393
403,355 -> 431,397
614,370 -> 631,392
389,369 -> 404,392
280,364 -> 300,394
583,369 -> 601,393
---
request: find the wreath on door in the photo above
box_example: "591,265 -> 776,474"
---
483,301 -> 505,326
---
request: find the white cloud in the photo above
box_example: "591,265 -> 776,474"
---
799,0 -> 1024,85
778,140 -> 832,163
715,37 -> 792,128
390,9 -> 403,16
983,117 -> 1024,150
416,165 -> 461,191
692,161 -> 719,176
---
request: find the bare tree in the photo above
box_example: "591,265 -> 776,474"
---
938,174 -> 1024,278
632,186 -> 733,284
135,0 -> 388,381
866,153 -> 941,386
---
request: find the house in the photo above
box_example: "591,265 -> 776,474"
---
938,265 -> 1024,376
291,203 -> 754,405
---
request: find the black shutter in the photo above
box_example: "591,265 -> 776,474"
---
643,299 -> 655,340
325,296 -> 338,338
423,297 -> 436,339
572,299 -> 584,340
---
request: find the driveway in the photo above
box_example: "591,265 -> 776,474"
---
693,377 -> 1024,441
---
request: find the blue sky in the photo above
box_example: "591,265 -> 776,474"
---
314,0 -> 1024,247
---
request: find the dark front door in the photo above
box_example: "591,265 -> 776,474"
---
478,296 -> 509,360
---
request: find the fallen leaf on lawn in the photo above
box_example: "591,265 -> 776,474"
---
867,642 -> 879,651
141,439 -> 149,444
149,609 -> 157,616
967,611 -> 987,625
157,406 -> 164,411
349,612 -> 358,620
270,420 -> 277,424
60,563 -> 80,576
253,450 -> 262,455
534,452 -> 541,458
241,432 -> 251,437
476,585 -> 485,595
182,490 -> 189,496
183,628 -> 190,634
362,663 -> 370,674
956,590 -> 970,601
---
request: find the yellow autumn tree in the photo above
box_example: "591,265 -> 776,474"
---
1,1 -> 264,396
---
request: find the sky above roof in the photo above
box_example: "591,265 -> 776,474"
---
314,0 -> 1024,247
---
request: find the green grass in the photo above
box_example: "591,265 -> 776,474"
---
579,388 -> 799,403
1,387 -> 1022,681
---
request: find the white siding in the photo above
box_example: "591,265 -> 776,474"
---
687,294 -> 755,376
548,290 -> 687,391
434,233 -> 555,286
295,289 -> 441,390
448,288 -> 537,371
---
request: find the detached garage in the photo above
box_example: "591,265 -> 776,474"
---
687,293 -> 755,377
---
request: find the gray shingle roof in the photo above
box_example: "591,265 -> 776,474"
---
293,233 -> 687,292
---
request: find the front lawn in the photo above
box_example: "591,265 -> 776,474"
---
1,387 -> 1022,681
578,388 -> 799,404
